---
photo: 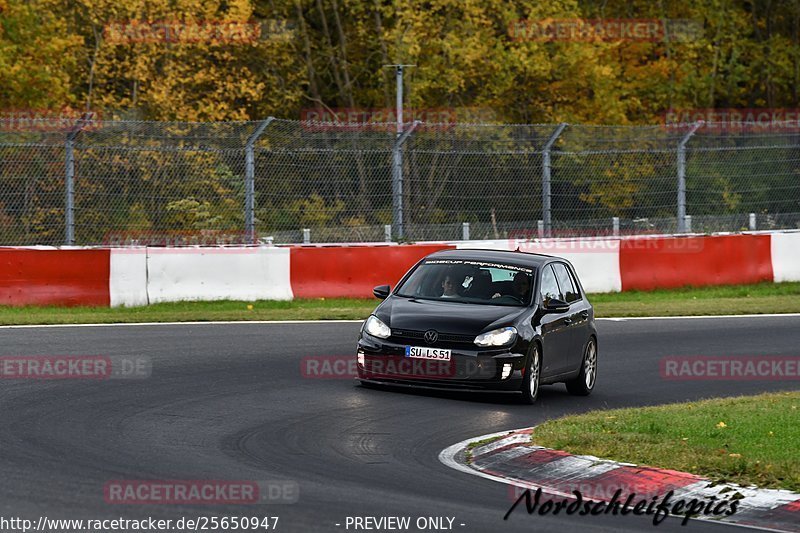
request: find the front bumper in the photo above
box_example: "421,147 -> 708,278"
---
356,335 -> 526,392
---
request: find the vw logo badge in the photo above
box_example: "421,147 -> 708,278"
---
424,329 -> 438,344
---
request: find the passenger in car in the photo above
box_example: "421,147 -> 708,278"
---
440,274 -> 460,298
467,270 -> 493,298
492,272 -> 531,301
512,271 -> 532,302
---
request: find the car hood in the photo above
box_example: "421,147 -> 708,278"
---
376,296 -> 527,335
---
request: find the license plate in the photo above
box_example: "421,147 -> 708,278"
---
405,346 -> 452,361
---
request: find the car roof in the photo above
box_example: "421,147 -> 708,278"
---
424,248 -> 557,268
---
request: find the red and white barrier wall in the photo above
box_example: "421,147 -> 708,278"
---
455,234 -> 776,292
771,232 -> 800,282
289,244 -> 454,298
109,247 -> 292,306
453,239 -> 623,292
1,232 -> 798,307
0,247 -> 110,306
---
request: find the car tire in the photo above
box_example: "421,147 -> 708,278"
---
566,337 -> 597,396
520,343 -> 541,404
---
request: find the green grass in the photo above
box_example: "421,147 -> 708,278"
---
591,281 -> 800,317
464,434 -> 513,464
0,298 -> 377,325
532,391 -> 800,492
0,281 -> 799,325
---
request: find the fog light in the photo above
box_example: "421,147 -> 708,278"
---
501,363 -> 512,380
357,351 -> 365,367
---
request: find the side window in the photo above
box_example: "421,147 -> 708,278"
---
566,265 -> 583,301
540,265 -> 561,305
553,263 -> 580,303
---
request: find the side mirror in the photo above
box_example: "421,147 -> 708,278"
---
373,284 -> 391,300
544,298 -> 570,313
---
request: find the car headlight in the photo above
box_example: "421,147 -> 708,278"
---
474,326 -> 517,347
363,315 -> 391,339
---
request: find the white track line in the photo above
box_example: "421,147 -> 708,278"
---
0,319 -> 365,329
0,312 -> 798,329
598,313 -> 800,321
439,430 -> 518,478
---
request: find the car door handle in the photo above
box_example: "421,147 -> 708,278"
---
580,310 -> 589,319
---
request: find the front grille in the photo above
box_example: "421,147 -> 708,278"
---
391,329 -> 475,345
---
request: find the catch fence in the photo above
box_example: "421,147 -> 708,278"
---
0,117 -> 798,245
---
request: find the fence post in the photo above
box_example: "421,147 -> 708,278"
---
392,120 -> 421,240
245,117 -> 274,244
677,121 -> 703,233
462,222 -> 470,241
64,113 -> 93,245
612,216 -> 620,237
542,123 -> 568,239
749,213 -> 756,231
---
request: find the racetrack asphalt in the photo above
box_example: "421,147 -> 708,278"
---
0,315 -> 798,532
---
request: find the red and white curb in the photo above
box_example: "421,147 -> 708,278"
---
439,428 -> 800,532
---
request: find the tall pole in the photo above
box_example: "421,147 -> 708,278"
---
385,64 -> 415,240
245,117 -> 274,244
396,65 -> 404,135
677,121 -> 703,233
394,66 -> 403,239
65,138 -> 75,245
64,112 -> 93,245
542,123 -> 568,238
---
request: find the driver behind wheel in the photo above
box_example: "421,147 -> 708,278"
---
492,271 -> 531,302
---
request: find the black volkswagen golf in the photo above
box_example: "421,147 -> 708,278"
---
356,249 -> 597,403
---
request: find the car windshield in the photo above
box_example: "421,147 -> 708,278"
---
395,259 -> 535,306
